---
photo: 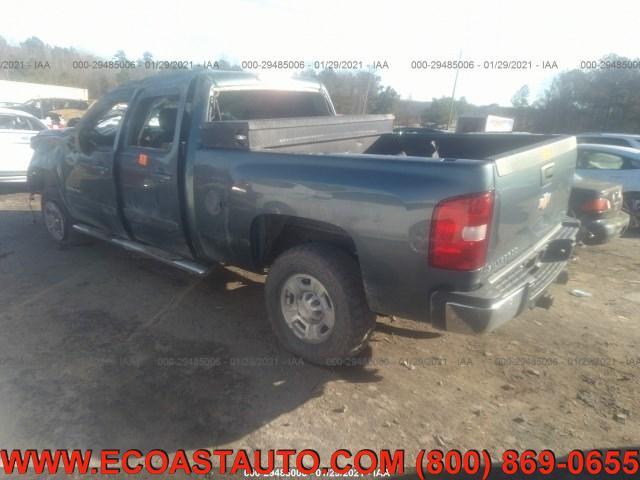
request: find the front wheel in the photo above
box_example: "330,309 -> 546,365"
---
41,196 -> 72,245
265,244 -> 376,366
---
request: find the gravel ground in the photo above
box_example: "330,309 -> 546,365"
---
0,187 -> 638,475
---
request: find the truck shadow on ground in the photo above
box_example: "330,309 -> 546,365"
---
0,207 -> 400,452
375,322 -> 441,340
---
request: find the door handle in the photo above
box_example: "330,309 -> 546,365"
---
143,172 -> 172,189
540,163 -> 554,185
152,172 -> 172,183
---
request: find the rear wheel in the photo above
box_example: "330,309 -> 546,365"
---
265,244 -> 376,365
41,196 -> 72,245
623,192 -> 640,229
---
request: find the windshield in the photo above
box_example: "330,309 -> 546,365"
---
209,89 -> 333,121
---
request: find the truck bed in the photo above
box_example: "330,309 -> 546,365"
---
366,131 -> 560,159
201,115 -> 564,164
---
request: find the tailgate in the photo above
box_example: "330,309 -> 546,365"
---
486,136 -> 576,273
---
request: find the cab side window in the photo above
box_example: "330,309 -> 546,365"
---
128,96 -> 179,151
78,102 -> 128,154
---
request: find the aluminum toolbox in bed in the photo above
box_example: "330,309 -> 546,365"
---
199,114 -> 394,154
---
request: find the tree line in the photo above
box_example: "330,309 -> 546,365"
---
2,37 -> 639,133
420,54 -> 640,134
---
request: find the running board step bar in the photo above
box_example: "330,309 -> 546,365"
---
72,224 -> 210,276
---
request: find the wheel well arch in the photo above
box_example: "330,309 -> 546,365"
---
250,214 -> 358,268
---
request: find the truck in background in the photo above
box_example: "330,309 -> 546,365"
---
0,80 -> 90,128
456,114 -> 515,133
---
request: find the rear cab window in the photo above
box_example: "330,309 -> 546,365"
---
208,89 -> 333,121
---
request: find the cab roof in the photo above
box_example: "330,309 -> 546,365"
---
111,70 -> 324,93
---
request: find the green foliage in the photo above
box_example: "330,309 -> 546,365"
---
531,54 -> 640,133
511,85 -> 530,108
299,69 -> 399,114
369,86 -> 400,114
420,96 -> 475,127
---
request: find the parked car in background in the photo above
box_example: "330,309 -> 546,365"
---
570,174 -> 629,243
577,133 -> 640,149
13,98 -> 90,128
0,108 -> 47,182
576,144 -> 640,228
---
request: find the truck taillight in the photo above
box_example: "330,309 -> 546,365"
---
581,198 -> 611,214
428,191 -> 494,271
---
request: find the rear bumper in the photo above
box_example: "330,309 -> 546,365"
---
430,222 -> 579,334
580,211 -> 630,243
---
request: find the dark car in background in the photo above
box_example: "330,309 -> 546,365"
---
13,98 -> 90,127
570,174 -> 629,244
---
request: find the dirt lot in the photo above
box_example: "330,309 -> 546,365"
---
0,187 -> 638,470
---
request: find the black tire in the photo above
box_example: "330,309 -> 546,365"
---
41,195 -> 72,245
265,243 -> 376,366
623,192 -> 640,229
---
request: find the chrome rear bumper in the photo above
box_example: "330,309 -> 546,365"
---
430,222 -> 579,334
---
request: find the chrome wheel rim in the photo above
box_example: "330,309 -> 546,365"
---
43,201 -> 65,242
280,273 -> 335,344
623,197 -> 640,228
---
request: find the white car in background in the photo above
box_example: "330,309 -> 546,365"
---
577,143 -> 640,227
0,108 -> 47,183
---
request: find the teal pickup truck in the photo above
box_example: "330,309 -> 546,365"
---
28,71 -> 579,364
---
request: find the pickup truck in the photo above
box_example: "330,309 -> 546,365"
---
28,71 -> 579,365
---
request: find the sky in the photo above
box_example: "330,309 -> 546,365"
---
2,0 -> 639,106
